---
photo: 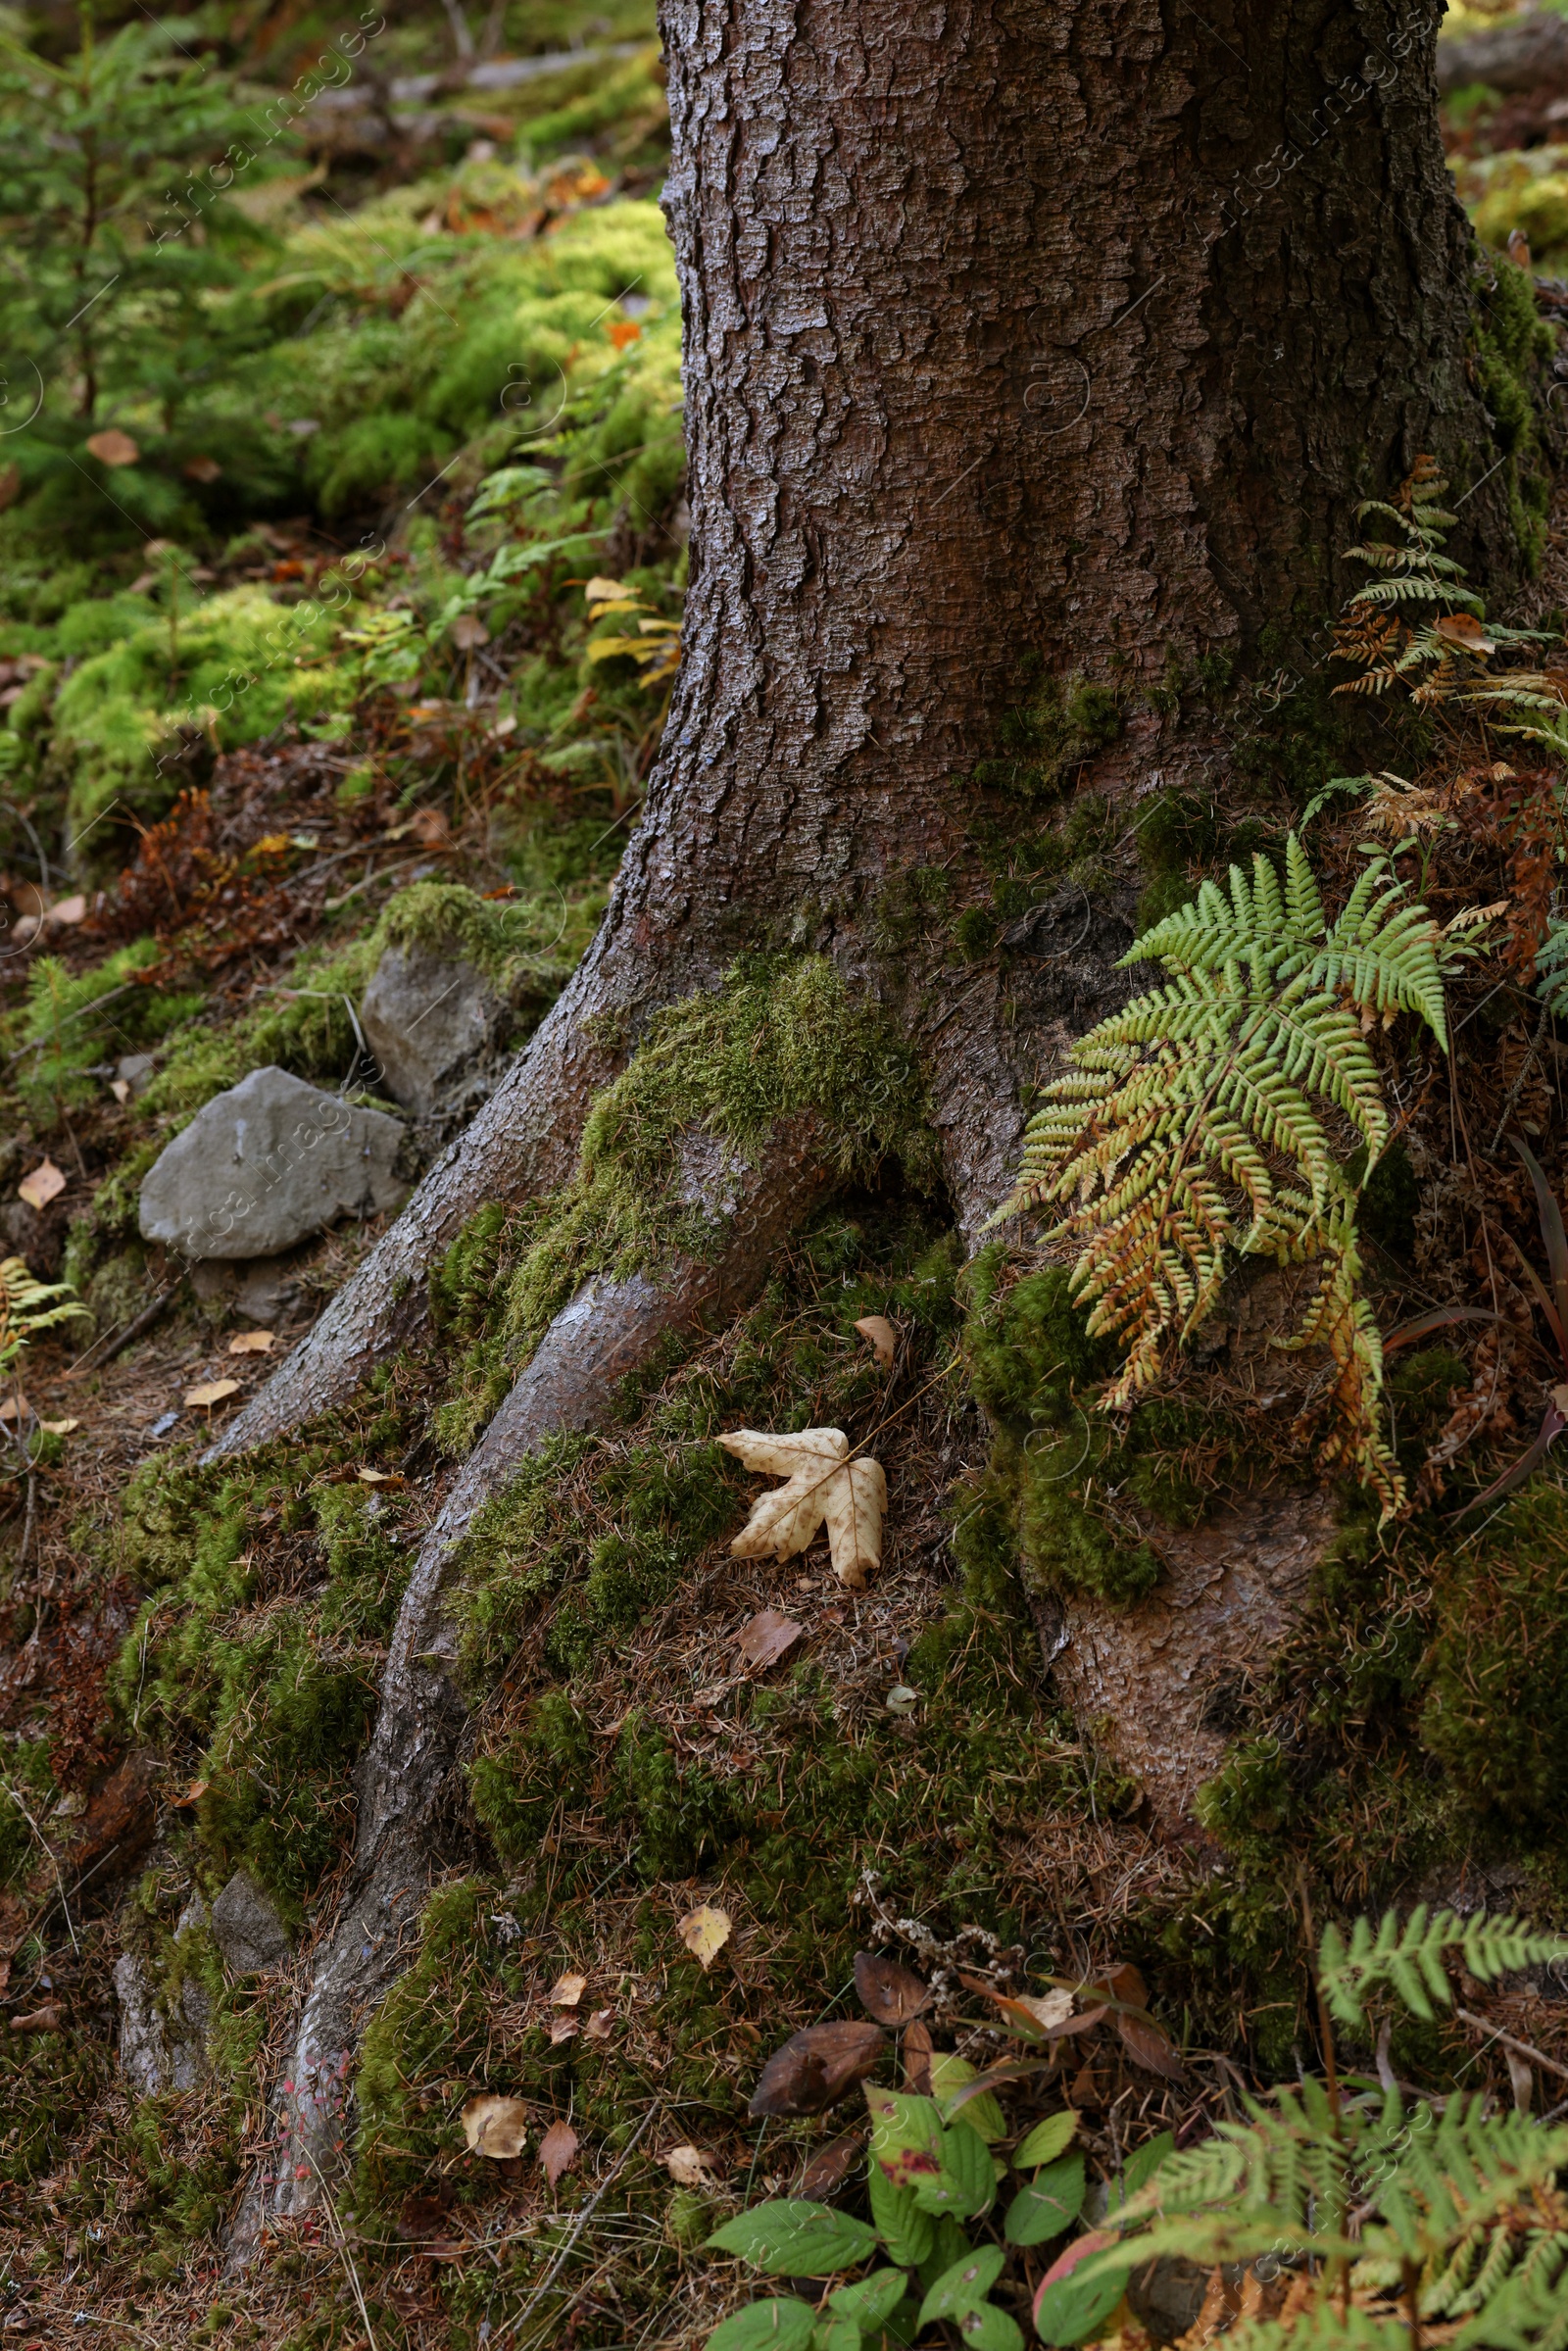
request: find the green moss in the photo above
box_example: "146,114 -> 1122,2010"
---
1470,256 -> 1555,575
973,669 -> 1122,804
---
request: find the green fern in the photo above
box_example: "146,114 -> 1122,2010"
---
1318,1904 -> 1568,2029
994,835 -> 1447,1516
0,1256 -> 87,1382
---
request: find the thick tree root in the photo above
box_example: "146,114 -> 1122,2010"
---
225,1118 -> 828,2256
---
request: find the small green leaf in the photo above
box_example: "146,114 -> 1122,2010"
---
931,2052 -> 1006,2143
828,2270 -> 910,2325
1032,2232 -> 1124,2347
1013,2111 -> 1077,2171
917,2214 -> 973,2295
708,2298 -> 818,2350
955,2307 -> 1025,2351
910,2122 -> 996,2219
812,2323 -> 861,2351
1004,2152 -> 1085,2246
864,2083 -> 946,2191
1111,2131 -> 1173,2211
708,2200 -> 879,2277
916,2243 -> 1006,2326
867,2166 -> 934,2269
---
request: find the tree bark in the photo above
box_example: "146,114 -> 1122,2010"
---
212,0 -> 1529,2235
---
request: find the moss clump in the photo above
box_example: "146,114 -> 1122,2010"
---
431,956 -> 937,1449
108,1422 -> 415,1922
973,661 -> 1123,803
1471,256 -> 1555,575
1419,1483 -> 1568,1824
376,875 -> 602,1005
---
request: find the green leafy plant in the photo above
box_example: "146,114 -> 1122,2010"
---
701,1949 -> 1182,2350
1067,1902 -> 1568,2351
0,1256 -> 87,1382
993,834 -> 1448,1516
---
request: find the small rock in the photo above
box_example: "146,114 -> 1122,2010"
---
116,1053 -> 156,1098
138,1065 -> 405,1260
113,1951 -> 206,2094
360,947 -> 505,1114
210,1871 -> 291,1975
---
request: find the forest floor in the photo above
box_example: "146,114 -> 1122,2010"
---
8,9 -> 1568,2349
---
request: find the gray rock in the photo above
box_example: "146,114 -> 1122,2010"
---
210,1870 -> 291,1975
138,1065 -> 405,1261
361,946 -> 505,1114
117,1053 -> 156,1097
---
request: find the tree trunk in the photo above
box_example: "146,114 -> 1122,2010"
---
216,0 -> 1527,2234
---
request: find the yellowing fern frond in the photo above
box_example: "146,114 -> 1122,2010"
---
0,1255 -> 87,1380
996,837 -> 1449,1516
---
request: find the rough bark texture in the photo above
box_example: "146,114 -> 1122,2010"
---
227,1120 -> 828,2252
218,0 -> 1507,1464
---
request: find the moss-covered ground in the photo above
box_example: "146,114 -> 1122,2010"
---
7,7 -> 1568,2348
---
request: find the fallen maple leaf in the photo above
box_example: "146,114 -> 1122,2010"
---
719,1427 -> 886,1590
18,1159 -> 66,1211
664,2143 -> 723,2187
462,2093 -> 529,2159
538,2119 -> 578,2185
228,1330 -> 274,1354
184,1378 -> 240,1408
550,1972 -> 586,2007
736,1607 -> 805,1672
854,1313 -> 897,1368
677,1902 -> 732,1971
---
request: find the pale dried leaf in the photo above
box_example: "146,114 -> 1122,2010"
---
584,2007 -> 615,2040
38,1418 -> 78,1435
18,1159 -> 66,1210
549,2013 -> 579,2044
0,1396 -> 30,1424
584,575 -> 626,602
85,428 -> 139,465
11,2004 -> 62,2033
736,1608 -> 805,1672
854,1314 -> 896,1368
450,613 -> 489,650
462,2093 -> 530,2159
720,1426 -> 886,1589
47,895 -> 85,925
356,1466 -> 403,1484
664,2143 -> 723,2187
677,1902 -> 732,1970
184,1378 -> 240,1408
550,1972 -> 587,2007
228,1330 -> 274,1354
538,2118 -> 578,2185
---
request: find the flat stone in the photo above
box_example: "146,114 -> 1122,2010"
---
361,946 -> 505,1114
138,1065 -> 405,1261
210,1870 -> 291,1975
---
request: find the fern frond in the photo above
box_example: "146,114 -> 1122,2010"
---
998,839 -> 1446,1509
0,1256 -> 88,1379
1319,1904 -> 1568,2028
1455,2235 -> 1568,2351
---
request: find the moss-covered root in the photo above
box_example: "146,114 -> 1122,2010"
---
226,1114 -> 830,2257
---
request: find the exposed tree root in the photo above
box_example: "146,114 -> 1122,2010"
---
225,1116 -> 829,2251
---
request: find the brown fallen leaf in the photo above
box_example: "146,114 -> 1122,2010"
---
170,1780 -> 209,1809
958,1973 -> 1077,2040
1434,612 -> 1495,655
677,1903 -> 732,1971
0,1396 -> 31,1424
854,1314 -> 897,1369
664,2143 -> 723,2187
462,2092 -> 530,2159
549,2013 -> 579,2044
0,1959 -> 11,2000
748,2021 -> 886,2118
854,1951 -> 931,2026
185,1378 -> 241,1408
797,2129 -> 865,2200
538,2118 -> 578,2186
719,1427 -> 886,1590
736,1608 -> 805,1672
228,1330 -> 274,1354
183,455 -> 222,483
18,1159 -> 66,1211
903,2019 -> 934,2094
550,1971 -> 587,2007
11,2003 -> 63,2033
1099,1962 -> 1186,2080
396,2192 -> 452,2242
584,2007 -> 615,2040
85,428 -> 139,465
